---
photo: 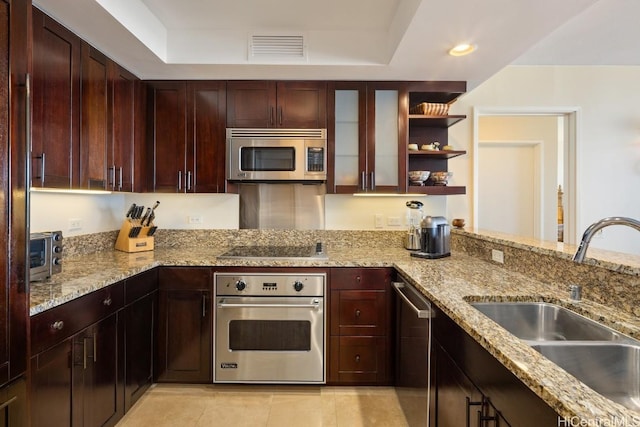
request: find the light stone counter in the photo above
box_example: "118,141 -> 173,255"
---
29,244 -> 640,425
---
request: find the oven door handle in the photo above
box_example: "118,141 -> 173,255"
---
217,299 -> 322,309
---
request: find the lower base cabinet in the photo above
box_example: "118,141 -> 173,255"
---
328,268 -> 393,385
156,267 -> 212,383
30,269 -> 158,427
432,303 -> 559,427
0,377 -> 27,427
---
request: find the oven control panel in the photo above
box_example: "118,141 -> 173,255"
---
214,272 -> 325,297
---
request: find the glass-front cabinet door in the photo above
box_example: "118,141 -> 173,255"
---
329,82 -> 405,194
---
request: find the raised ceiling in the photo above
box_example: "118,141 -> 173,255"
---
33,0 -> 637,89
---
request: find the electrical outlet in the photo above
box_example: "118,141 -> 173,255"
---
188,215 -> 203,225
374,214 -> 383,228
68,218 -> 82,231
491,249 -> 504,264
387,216 -> 402,226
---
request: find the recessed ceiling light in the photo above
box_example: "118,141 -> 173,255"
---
448,43 -> 477,57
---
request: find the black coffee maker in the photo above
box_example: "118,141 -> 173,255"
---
410,216 -> 451,259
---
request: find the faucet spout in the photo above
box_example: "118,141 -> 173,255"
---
573,217 -> 640,263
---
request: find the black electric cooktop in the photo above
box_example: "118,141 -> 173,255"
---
218,242 -> 328,260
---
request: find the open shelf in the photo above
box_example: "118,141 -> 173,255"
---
407,185 -> 466,195
408,114 -> 466,128
408,150 -> 466,159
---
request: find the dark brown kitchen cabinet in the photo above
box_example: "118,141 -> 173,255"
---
107,62 -> 143,192
226,81 -> 327,128
0,0 -> 29,423
72,312 -> 124,427
30,282 -> 125,427
80,42 -> 110,189
147,81 -> 226,192
432,302 -> 558,427
32,6 -> 81,188
156,267 -> 212,382
30,339 -> 73,427
328,82 -> 405,194
328,268 -> 393,385
124,269 -> 158,411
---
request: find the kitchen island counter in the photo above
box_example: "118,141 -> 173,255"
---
29,243 -> 640,425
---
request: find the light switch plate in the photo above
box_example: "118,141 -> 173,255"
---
491,249 -> 504,263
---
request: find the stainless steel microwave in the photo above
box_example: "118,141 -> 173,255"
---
226,128 -> 327,182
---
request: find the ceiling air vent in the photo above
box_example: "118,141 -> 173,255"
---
249,34 -> 307,62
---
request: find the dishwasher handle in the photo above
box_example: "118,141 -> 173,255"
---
392,281 -> 432,319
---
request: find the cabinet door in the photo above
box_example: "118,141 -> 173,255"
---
125,291 -> 156,411
147,81 -> 187,192
31,7 -> 81,188
0,377 -> 27,427
226,81 -> 276,128
435,344 -> 483,427
187,81 -> 226,193
157,267 -> 212,382
80,42 -> 109,189
329,336 -> 388,384
276,81 -> 327,129
30,339 -> 73,427
73,313 -> 123,427
329,82 -> 367,193
366,85 -> 402,192
108,62 -> 138,192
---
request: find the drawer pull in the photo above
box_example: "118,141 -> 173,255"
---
356,276 -> 361,282
355,309 -> 361,318
103,297 -> 112,306
355,354 -> 361,363
51,320 -> 64,331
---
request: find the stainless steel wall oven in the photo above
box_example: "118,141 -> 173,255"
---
214,272 -> 326,384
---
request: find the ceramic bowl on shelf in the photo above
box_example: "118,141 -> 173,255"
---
429,171 -> 452,186
408,170 -> 430,185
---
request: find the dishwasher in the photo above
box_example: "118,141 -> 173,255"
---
393,278 -> 433,427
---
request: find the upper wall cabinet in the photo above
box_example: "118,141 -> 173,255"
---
226,81 -> 327,129
32,8 -> 143,191
32,7 -> 81,189
108,62 -> 144,192
146,81 -> 226,193
328,82 -> 406,194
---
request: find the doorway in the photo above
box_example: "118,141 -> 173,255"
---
473,107 -> 579,244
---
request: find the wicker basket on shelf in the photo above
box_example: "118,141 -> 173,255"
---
409,102 -> 450,116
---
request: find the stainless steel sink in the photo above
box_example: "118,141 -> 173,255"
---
471,302 -> 627,341
531,343 -> 640,411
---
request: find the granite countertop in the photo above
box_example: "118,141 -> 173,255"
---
29,245 -> 640,425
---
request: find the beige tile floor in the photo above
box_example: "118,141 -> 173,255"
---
116,384 -> 420,427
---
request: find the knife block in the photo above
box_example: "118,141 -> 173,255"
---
114,220 -> 154,253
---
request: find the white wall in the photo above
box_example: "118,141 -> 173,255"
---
30,191 -> 447,235
449,65 -> 640,255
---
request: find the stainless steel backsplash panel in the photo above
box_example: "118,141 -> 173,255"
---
238,183 -> 326,230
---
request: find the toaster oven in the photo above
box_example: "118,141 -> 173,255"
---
29,231 -> 63,281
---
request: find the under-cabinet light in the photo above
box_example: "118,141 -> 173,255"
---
30,187 -> 113,195
353,193 -> 428,197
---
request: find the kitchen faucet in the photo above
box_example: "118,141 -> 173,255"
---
573,216 -> 640,262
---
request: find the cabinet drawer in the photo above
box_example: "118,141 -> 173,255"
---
330,268 -> 392,290
330,290 -> 387,336
124,268 -> 158,304
158,267 -> 211,291
31,281 -> 124,355
329,336 -> 388,384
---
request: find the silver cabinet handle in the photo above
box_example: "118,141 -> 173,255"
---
83,338 -> 88,369
279,107 -> 283,126
187,171 -> 192,191
270,107 -> 275,126
177,170 -> 182,191
103,297 -> 112,306
118,167 -> 123,190
202,294 -> 206,318
370,171 -> 375,191
360,171 -> 366,191
93,332 -> 97,362
0,396 -> 17,411
51,320 -> 64,331
392,281 -> 432,319
108,165 -> 116,190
